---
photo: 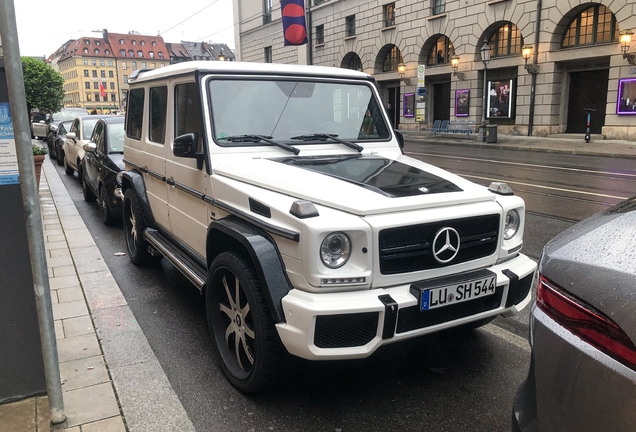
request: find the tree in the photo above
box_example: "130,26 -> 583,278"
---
22,57 -> 64,115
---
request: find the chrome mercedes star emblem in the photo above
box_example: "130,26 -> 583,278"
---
432,227 -> 461,263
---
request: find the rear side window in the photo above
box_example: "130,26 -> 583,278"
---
126,88 -> 145,140
174,83 -> 203,152
149,86 -> 167,144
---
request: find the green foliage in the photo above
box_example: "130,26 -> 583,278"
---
32,144 -> 48,156
22,57 -> 64,114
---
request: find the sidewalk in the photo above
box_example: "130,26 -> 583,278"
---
401,129 -> 636,159
0,156 -> 195,432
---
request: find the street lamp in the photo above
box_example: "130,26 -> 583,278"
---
451,54 -> 465,80
522,45 -> 539,74
620,29 -> 635,65
480,38 -> 490,142
397,62 -> 411,85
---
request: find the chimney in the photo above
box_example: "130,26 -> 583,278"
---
103,29 -> 109,44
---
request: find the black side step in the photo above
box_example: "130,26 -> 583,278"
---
144,229 -> 207,291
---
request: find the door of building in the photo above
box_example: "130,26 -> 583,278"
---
388,86 -> 400,128
566,69 -> 608,134
433,82 -> 451,121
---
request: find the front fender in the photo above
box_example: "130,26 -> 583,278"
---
207,216 -> 292,323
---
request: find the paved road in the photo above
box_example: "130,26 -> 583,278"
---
50,142 -> 635,431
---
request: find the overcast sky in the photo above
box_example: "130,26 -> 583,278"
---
14,0 -> 236,58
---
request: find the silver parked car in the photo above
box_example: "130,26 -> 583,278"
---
512,195 -> 636,432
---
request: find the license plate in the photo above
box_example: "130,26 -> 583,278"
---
418,274 -> 497,311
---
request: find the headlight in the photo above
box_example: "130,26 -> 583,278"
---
320,232 -> 351,269
116,171 -> 123,186
49,125 -> 57,132
504,209 -> 520,240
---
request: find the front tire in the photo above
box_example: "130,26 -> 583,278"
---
81,170 -> 96,202
123,188 -> 152,265
64,155 -> 74,176
56,148 -> 64,166
206,251 -> 283,393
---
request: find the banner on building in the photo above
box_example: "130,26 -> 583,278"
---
99,82 -> 107,98
281,0 -> 308,46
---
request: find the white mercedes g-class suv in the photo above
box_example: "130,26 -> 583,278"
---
120,61 -> 536,393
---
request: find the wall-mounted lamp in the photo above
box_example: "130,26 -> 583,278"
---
522,45 -> 539,74
450,54 -> 465,80
620,29 -> 635,65
397,62 -> 412,85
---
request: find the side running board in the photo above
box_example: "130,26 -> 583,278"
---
144,229 -> 207,291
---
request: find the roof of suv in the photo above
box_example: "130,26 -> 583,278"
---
129,61 -> 373,84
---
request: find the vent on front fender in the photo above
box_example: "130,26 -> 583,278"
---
249,198 -> 271,218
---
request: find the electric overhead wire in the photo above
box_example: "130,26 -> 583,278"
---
159,0 -> 223,36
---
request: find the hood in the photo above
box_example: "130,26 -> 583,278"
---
540,195 -> 636,343
213,154 -> 495,215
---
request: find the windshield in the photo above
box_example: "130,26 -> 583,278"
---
209,79 -> 390,144
107,122 -> 125,152
52,109 -> 88,122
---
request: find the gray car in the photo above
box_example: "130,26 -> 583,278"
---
512,196 -> 636,432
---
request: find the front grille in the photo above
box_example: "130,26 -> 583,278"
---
396,286 -> 504,333
379,214 -> 500,274
505,273 -> 534,307
314,312 -> 379,348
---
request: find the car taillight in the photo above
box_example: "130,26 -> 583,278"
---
536,274 -> 636,371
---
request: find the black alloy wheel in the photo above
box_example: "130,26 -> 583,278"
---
123,188 -> 153,265
99,185 -> 116,226
206,251 -> 283,393
81,170 -> 96,202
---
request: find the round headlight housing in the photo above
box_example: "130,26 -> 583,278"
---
504,209 -> 520,240
320,232 -> 351,269
116,171 -> 124,186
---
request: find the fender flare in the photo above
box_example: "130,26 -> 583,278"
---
207,216 -> 292,323
120,170 -> 157,229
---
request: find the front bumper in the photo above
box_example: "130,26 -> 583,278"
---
277,253 -> 536,360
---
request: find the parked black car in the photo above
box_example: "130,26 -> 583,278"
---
81,116 -> 125,225
44,107 -> 89,148
48,120 -> 73,164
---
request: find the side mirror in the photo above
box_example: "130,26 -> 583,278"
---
66,132 -> 76,140
173,133 -> 205,169
83,142 -> 97,153
394,129 -> 404,154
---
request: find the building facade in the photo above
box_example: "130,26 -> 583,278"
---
234,0 -> 636,139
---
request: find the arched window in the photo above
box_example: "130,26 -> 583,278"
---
129,50 -> 135,57
489,23 -> 523,58
382,45 -> 403,72
149,51 -> 155,58
341,52 -> 362,71
83,48 -> 88,53
428,36 -> 453,65
120,50 -> 126,56
119,39 -> 125,44
158,52 -> 164,58
562,4 -> 618,47
138,50 -> 144,57
94,48 -> 99,54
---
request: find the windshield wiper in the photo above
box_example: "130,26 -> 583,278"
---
290,133 -> 363,152
221,135 -> 300,155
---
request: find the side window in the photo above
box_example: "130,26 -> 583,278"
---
126,88 -> 145,140
174,83 -> 203,151
93,123 -> 105,152
71,119 -> 80,134
149,86 -> 168,144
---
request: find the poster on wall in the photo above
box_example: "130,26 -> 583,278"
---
487,80 -> 513,118
403,93 -> 415,117
617,78 -> 636,114
455,89 -> 469,117
0,102 -> 19,186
